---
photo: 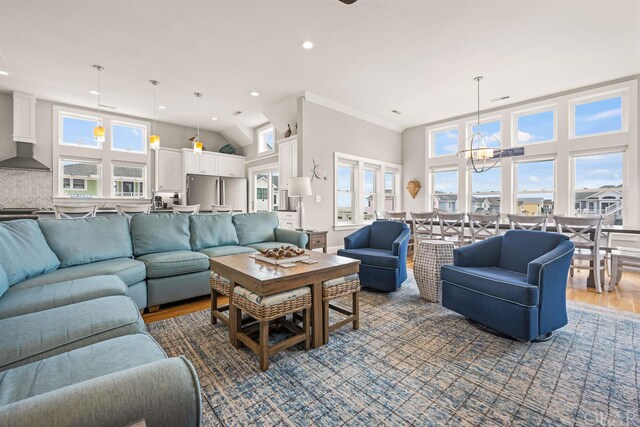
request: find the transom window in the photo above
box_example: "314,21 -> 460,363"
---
430,127 -> 458,157
257,124 -> 275,155
572,152 -> 624,224
111,122 -> 146,153
60,115 -> 101,148
573,95 -> 624,138
432,170 -> 458,212
515,159 -> 555,215
515,109 -> 555,145
470,119 -> 501,144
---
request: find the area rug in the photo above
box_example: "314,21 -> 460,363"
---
147,274 -> 640,427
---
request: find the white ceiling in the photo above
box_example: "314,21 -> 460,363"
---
0,0 -> 638,135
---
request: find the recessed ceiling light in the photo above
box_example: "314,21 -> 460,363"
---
0,70 -> 8,76
89,90 -> 100,95
158,105 -> 166,110
250,91 -> 260,97
302,41 -> 314,49
211,117 -> 218,121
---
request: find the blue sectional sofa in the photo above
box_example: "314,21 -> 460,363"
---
0,212 -> 308,425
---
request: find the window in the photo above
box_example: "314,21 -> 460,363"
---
112,164 -> 145,198
112,122 -> 146,153
60,159 -> 101,197
384,171 -> 397,211
573,95 -> 624,137
470,167 -> 501,213
430,127 -> 459,156
257,125 -> 275,155
363,167 -> 377,222
573,152 -> 624,224
60,115 -> 101,148
250,167 -> 279,212
515,160 -> 554,215
336,163 -> 355,224
470,119 -> 501,144
432,170 -> 458,212
515,109 -> 555,144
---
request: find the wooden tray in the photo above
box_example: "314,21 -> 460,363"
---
254,254 -> 310,265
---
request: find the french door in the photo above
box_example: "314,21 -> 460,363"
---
249,164 -> 279,212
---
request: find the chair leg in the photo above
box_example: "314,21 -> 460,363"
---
259,320 -> 269,372
323,300 -> 330,345
304,308 -> 311,350
353,291 -> 360,330
609,256 -> 618,292
593,255 -> 602,293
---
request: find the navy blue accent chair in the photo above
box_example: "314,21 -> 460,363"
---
338,220 -> 411,292
441,230 -> 575,342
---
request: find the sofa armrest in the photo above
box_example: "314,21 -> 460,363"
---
274,228 -> 309,248
527,240 -> 575,286
453,236 -> 502,267
392,226 -> 411,256
344,226 -> 371,249
0,357 -> 202,427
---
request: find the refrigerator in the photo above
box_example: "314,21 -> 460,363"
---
186,175 -> 248,212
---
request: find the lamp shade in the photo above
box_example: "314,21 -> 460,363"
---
289,177 -> 312,197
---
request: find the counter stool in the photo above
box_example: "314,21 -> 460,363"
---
210,272 -> 231,326
232,286 -> 311,371
322,274 -> 361,345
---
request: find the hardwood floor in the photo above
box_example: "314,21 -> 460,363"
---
143,261 -> 640,323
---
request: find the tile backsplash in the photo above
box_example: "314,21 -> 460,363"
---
0,169 -> 53,208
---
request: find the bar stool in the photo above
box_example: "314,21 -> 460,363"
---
468,212 -> 500,242
386,211 -> 407,222
53,204 -> 97,219
322,274 -> 360,345
172,204 -> 201,215
232,286 -> 311,371
438,212 -> 470,247
508,214 -> 547,231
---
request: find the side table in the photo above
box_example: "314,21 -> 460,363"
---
305,230 -> 328,253
414,240 -> 454,302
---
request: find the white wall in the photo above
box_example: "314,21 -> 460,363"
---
401,125 -> 426,213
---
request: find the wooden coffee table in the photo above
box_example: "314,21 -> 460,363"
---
209,251 -> 360,349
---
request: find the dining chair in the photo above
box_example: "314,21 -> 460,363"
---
554,215 -> 605,293
410,212 -> 437,258
172,204 -> 201,215
53,204 -> 97,219
607,232 -> 640,291
508,214 -> 548,232
116,204 -> 152,217
386,211 -> 407,222
212,204 -> 234,214
374,211 -> 388,220
438,212 -> 470,247
468,212 -> 501,243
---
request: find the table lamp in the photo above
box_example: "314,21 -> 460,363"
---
288,177 -> 313,231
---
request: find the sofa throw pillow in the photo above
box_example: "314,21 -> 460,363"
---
0,264 -> 8,298
39,216 -> 133,267
0,220 -> 60,286
130,213 -> 191,256
189,214 -> 240,251
232,212 -> 278,246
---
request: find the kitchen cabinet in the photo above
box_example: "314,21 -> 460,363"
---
156,148 -> 182,192
278,138 -> 298,191
218,154 -> 246,178
277,210 -> 299,230
201,153 -> 218,175
182,150 -> 219,175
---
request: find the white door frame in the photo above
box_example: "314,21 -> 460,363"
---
248,163 -> 278,212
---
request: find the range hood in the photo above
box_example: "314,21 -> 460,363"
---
0,92 -> 50,171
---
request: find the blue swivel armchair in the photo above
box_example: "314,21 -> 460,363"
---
441,230 -> 575,342
338,220 -> 411,292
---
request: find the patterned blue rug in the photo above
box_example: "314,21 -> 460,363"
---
148,273 -> 640,426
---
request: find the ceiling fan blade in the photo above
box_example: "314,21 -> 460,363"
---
338,0 -> 358,4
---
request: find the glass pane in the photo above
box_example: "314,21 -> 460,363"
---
517,161 -> 554,192
61,160 -> 100,198
471,120 -> 501,143
254,173 -> 269,211
271,170 -> 279,211
258,127 -> 275,153
471,167 -> 501,194
363,169 -> 376,221
113,165 -> 145,197
517,110 -> 554,144
432,128 -> 458,156
384,172 -> 394,193
432,170 -> 458,212
384,196 -> 394,211
112,124 -> 145,153
337,166 -> 353,222
574,152 -> 623,224
337,166 -> 353,192
575,96 -> 623,137
61,116 -> 100,148
516,193 -> 554,215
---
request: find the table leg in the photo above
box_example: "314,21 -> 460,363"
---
229,282 -> 241,349
609,255 -> 618,292
311,281 -> 323,348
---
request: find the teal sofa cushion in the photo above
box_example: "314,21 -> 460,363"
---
232,212 -> 278,246
0,333 -> 166,406
199,245 -> 256,258
38,216 -> 133,267
137,251 -> 209,278
0,295 -> 144,371
13,258 -> 146,288
0,220 -> 60,286
246,242 -> 298,251
0,275 -> 127,320
0,265 -> 7,299
189,214 -> 240,250
130,213 -> 191,256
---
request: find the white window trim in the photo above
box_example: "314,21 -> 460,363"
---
256,123 -> 276,157
248,163 -> 279,212
431,167 -> 458,212
512,105 -> 558,146
59,112 -> 102,150
569,89 -> 629,140
334,152 -> 402,229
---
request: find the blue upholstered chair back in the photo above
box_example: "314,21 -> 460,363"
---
499,230 -> 569,274
370,220 -> 408,250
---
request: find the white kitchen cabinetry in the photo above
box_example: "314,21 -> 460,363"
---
182,149 -> 245,178
278,138 -> 298,191
277,211 -> 300,230
229,156 -> 246,178
201,153 -> 219,175
156,148 -> 182,192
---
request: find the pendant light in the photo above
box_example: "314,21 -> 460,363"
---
456,76 -> 502,173
149,80 -> 160,150
92,65 -> 105,143
193,92 -> 203,154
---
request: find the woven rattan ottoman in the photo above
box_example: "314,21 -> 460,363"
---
414,240 -> 454,302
